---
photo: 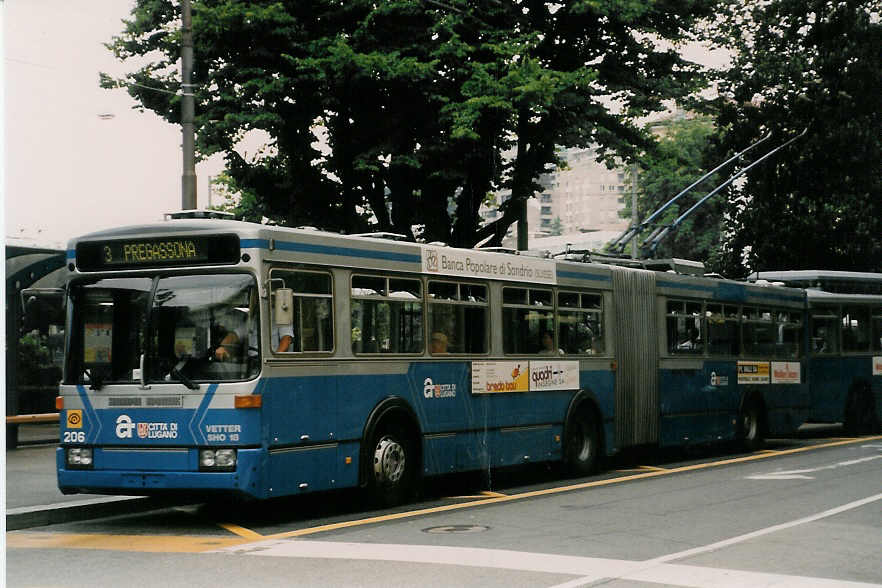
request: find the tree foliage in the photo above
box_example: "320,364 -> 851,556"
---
104,0 -> 720,247
615,115 -> 725,262
708,0 -> 882,275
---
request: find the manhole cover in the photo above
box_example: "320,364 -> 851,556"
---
422,524 -> 490,534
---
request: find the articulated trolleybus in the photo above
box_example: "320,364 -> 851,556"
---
59,212 -> 818,502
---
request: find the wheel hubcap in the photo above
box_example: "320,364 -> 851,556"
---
744,411 -> 757,439
570,423 -> 592,462
374,436 -> 405,484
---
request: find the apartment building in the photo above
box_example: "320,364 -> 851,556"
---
480,147 -> 631,250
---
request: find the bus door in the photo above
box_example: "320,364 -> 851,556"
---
611,268 -> 659,448
808,305 -> 843,421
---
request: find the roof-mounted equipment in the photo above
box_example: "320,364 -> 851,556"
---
641,128 -> 807,257
609,127 -> 807,259
608,132 -> 773,255
350,232 -> 410,241
476,247 -> 519,255
164,209 -> 238,221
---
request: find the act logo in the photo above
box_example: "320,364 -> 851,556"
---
423,377 -> 456,399
115,414 -> 135,439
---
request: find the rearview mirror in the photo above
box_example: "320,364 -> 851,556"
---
274,288 -> 293,325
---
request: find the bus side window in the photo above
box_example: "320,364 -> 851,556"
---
271,270 -> 334,354
667,300 -> 703,355
811,309 -> 839,354
502,287 -> 554,355
427,281 -> 488,355
706,304 -> 739,356
558,291 -> 603,355
351,275 -> 422,354
776,311 -> 803,358
841,306 -> 870,353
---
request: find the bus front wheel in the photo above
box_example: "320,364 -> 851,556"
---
367,422 -> 417,507
564,409 -> 600,477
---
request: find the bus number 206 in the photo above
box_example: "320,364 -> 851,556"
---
63,431 -> 86,443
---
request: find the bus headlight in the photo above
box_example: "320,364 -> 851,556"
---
199,448 -> 237,471
67,447 -> 93,469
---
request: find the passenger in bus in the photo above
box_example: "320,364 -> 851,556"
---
813,327 -> 830,353
216,316 -> 292,359
430,332 -> 449,354
273,322 -> 294,353
676,326 -> 701,351
539,330 -> 564,355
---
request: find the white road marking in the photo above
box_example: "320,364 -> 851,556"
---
622,563 -> 881,588
646,492 -> 882,564
747,471 -> 815,480
746,454 -> 882,480
217,492 -> 882,588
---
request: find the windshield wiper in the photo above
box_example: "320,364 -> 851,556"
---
170,359 -> 200,391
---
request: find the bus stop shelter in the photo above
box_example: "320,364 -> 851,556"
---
6,245 -> 66,447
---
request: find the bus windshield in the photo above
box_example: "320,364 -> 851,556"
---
67,274 -> 260,387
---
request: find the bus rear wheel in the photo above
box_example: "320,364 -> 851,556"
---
564,409 -> 600,477
367,423 -> 417,507
739,400 -> 765,451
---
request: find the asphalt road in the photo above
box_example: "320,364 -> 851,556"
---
6,431 -> 882,587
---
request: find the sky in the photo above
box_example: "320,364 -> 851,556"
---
4,0 -> 224,249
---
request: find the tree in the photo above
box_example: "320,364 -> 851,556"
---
614,115 -> 725,263
104,0 -> 722,247
708,0 -> 882,275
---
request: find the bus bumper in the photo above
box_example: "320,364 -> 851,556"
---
56,447 -> 265,499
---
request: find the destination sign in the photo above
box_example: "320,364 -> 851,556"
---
76,234 -> 240,271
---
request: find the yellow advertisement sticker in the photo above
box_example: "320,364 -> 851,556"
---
472,361 -> 530,394
737,361 -> 770,385
66,409 -> 84,429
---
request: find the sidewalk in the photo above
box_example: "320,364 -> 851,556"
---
5,425 -> 160,530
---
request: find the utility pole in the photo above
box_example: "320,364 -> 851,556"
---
517,198 -> 528,251
630,163 -> 638,258
181,0 -> 197,210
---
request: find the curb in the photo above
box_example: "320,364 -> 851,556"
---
6,496 -> 178,531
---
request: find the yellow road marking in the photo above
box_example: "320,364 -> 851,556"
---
260,435 -> 882,541
637,465 -> 669,472
218,523 -> 264,540
5,532 -> 249,553
8,434 -> 881,552
444,490 -> 508,500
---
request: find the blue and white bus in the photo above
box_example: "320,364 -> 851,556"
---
58,212 -> 816,503
749,271 -> 882,434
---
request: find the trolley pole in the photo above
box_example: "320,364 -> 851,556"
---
181,0 -> 197,210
